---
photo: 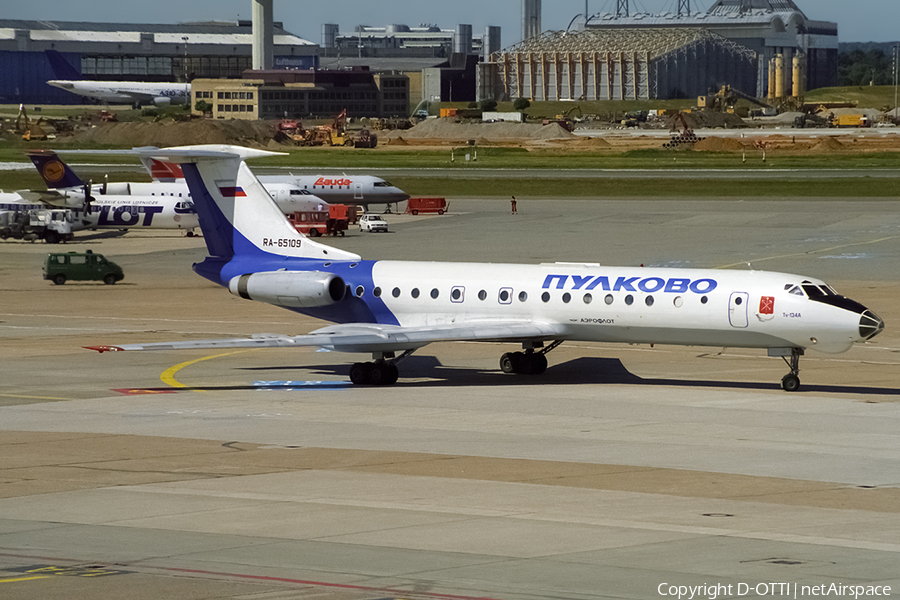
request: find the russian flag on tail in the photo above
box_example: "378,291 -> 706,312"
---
218,186 -> 248,197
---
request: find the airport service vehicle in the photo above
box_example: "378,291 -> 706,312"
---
288,205 -> 350,238
44,251 -> 123,285
44,50 -> 189,107
0,208 -> 74,244
87,146 -> 885,392
30,151 -> 327,219
406,197 -> 448,215
136,149 -> 409,210
359,214 -> 388,233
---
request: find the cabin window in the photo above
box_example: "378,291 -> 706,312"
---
430,288 -> 439,299
411,288 -> 420,299
674,296 -> 684,308
478,290 -> 487,301
701,296 -> 709,304
392,287 -> 401,298
562,293 -> 571,304
605,294 -> 614,305
451,287 -> 464,303
518,291 -> 528,303
625,295 -> 634,306
355,286 -> 364,297
583,293 -> 593,304
785,284 -> 803,296
645,296 -> 654,307
373,287 -> 382,298
499,288 -> 512,304
349,263 -> 358,268
542,292 -> 550,303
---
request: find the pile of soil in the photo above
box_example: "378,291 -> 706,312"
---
810,137 -> 845,152
66,119 -> 276,148
567,137 -> 613,148
668,111 -> 747,130
693,137 -> 746,151
387,136 -> 409,146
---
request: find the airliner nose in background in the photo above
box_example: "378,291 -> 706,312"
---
44,50 -> 189,107
87,145 -> 885,392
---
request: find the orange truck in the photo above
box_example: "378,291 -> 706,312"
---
405,197 -> 449,215
288,204 -> 357,237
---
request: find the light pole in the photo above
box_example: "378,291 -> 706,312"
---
181,36 -> 189,82
894,44 -> 899,121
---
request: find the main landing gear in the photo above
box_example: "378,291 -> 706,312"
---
349,350 -> 414,386
779,347 -> 804,392
500,341 -> 562,376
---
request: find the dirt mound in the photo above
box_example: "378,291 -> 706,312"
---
387,136 -> 409,146
668,111 -> 747,130
810,137 -> 845,151
531,123 -> 576,140
694,137 -> 746,151
66,119 -> 276,147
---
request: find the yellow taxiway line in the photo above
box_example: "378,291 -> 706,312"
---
161,351 -> 255,389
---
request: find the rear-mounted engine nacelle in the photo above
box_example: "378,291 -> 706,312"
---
229,271 -> 346,308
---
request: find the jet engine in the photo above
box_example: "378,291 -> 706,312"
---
153,97 -> 173,107
228,271 -> 346,308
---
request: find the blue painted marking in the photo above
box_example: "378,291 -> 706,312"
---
254,380 -> 350,391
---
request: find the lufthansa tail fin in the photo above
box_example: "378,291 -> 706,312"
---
44,50 -> 81,80
137,145 -> 360,262
28,151 -> 86,190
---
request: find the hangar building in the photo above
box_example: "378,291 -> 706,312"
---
481,0 -> 837,101
0,19 -> 318,104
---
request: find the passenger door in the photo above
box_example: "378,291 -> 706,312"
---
729,292 -> 749,328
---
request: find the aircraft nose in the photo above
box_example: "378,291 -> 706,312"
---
859,310 -> 885,341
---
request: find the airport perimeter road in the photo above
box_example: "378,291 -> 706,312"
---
1,198 -> 899,600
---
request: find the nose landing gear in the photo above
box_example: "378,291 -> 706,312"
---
773,347 -> 804,392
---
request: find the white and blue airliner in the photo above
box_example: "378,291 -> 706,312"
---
88,146 -> 885,391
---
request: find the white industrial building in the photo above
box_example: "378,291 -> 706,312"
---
481,0 -> 838,102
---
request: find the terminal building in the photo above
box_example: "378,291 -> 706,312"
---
0,19 -> 318,105
480,0 -> 837,101
191,69 -> 410,120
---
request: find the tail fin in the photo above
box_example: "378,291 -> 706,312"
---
138,145 -> 360,262
138,155 -> 185,182
28,151 -> 85,190
44,50 -> 81,80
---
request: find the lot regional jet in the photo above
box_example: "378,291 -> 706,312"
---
88,146 -> 885,391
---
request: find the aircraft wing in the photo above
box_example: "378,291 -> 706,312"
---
17,190 -> 76,208
86,321 -> 569,354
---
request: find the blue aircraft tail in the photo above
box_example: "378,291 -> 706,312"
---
44,50 -> 81,80
28,152 -> 86,190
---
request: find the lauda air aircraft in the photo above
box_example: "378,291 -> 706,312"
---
137,147 -> 410,209
88,146 -> 885,391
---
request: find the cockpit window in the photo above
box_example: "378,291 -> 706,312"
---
802,284 -> 826,299
784,284 -> 804,296
374,181 -> 393,187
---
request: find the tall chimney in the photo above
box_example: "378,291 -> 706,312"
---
252,0 -> 274,70
523,0 -> 541,41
